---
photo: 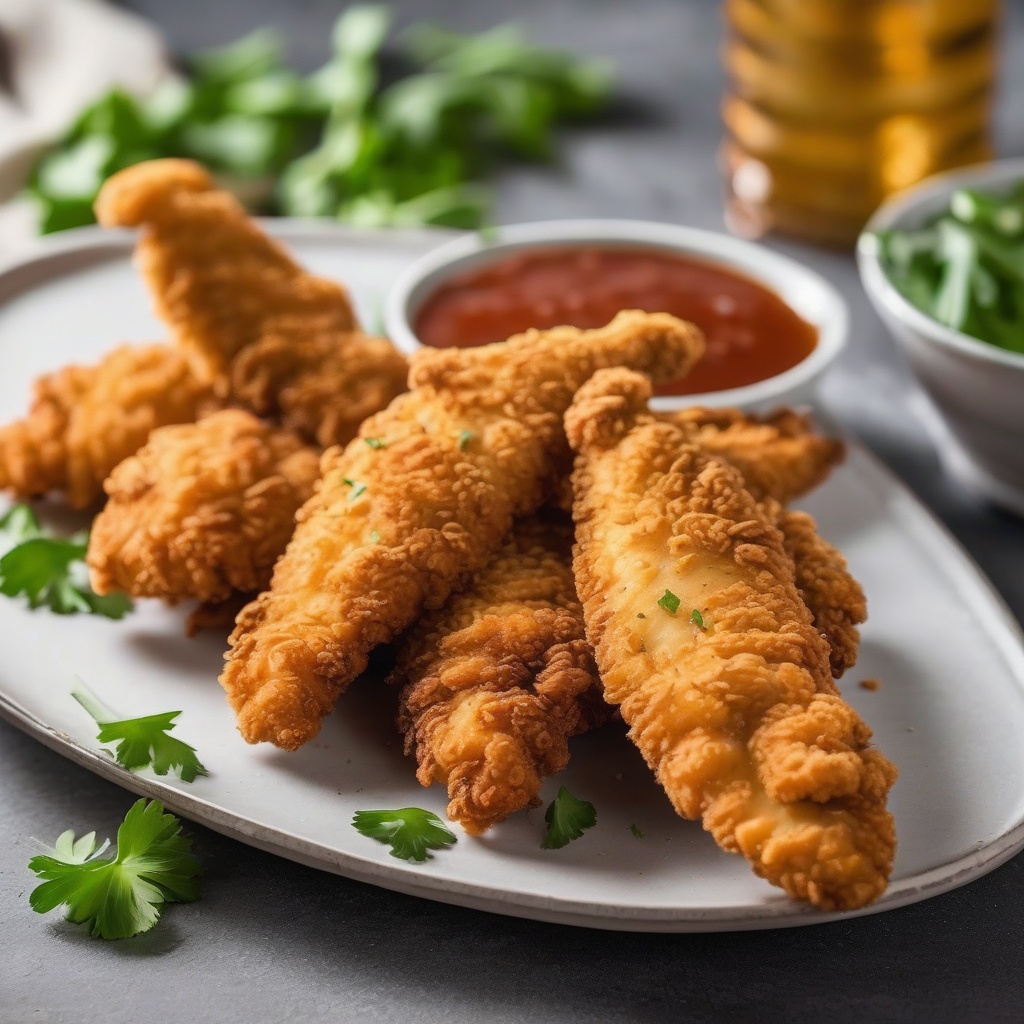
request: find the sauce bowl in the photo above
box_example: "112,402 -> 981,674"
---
384,220 -> 848,412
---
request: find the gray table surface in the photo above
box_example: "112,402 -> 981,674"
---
4,2 -> 1024,1022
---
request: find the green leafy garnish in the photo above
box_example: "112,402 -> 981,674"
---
457,429 -> 474,451
364,437 -> 388,449
657,589 -> 680,615
629,823 -> 644,839
28,799 -> 202,940
72,680 -> 207,782
352,807 -> 457,862
342,477 -> 368,499
690,608 -> 704,628
0,505 -> 132,618
875,180 -> 1024,355
541,786 -> 596,849
27,6 -> 613,235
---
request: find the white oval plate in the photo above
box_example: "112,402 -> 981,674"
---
1,224 -> 1023,932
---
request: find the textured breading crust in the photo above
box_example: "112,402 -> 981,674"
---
95,159 -> 408,446
87,410 -> 320,605
663,407 -> 845,505
220,310 -> 705,750
0,343 -> 214,509
227,328 -> 409,448
566,368 -> 896,911
777,508 -> 866,679
390,514 -> 608,834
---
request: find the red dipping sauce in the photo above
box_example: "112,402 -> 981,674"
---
414,246 -> 818,395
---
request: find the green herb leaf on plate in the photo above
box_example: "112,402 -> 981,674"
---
352,807 -> 457,862
542,786 -> 596,849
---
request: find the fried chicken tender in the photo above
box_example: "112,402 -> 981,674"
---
221,310 -> 705,751
390,514 -> 608,834
0,343 -> 214,509
88,410 -> 320,606
777,509 -> 866,679
566,368 -> 896,911
227,329 -> 409,448
664,407 -> 844,505
94,159 -> 408,446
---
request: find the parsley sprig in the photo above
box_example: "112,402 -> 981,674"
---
352,806 -> 457,862
542,786 -> 597,849
28,799 -> 202,940
28,5 -> 612,234
0,505 -> 132,618
72,680 -> 208,782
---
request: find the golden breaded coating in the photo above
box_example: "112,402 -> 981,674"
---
88,410 -> 320,606
777,508 -> 867,679
227,328 -> 409,448
0,343 -> 214,509
566,368 -> 896,912
95,160 -> 408,446
390,514 -> 608,835
221,310 -> 705,750
95,160 -> 356,380
663,407 -> 845,505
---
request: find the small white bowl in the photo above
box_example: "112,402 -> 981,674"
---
384,219 -> 848,412
858,159 -> 1024,516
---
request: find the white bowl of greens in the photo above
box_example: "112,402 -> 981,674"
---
858,158 -> 1024,515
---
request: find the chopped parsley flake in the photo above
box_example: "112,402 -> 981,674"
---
364,437 -> 387,449
457,429 -> 474,451
657,589 -> 680,615
690,608 -> 705,628
630,824 -> 644,839
370,530 -> 380,543
343,478 -> 367,500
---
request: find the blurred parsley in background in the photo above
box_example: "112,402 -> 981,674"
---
27,4 -> 613,234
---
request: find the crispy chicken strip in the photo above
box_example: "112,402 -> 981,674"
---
88,410 -> 320,605
0,343 -> 214,509
566,368 -> 896,911
221,310 -> 705,750
94,159 -> 408,446
393,410 -> 849,832
390,514 -> 608,834
227,328 -> 409,449
663,407 -> 844,505
777,509 -> 866,679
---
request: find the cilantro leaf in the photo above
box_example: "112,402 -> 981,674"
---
72,680 -> 207,782
352,807 -> 457,862
690,608 -> 705,628
657,589 -> 680,615
0,506 -> 133,618
28,799 -> 201,940
542,786 -> 597,849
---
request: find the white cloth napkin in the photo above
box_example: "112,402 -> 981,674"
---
0,0 -> 168,255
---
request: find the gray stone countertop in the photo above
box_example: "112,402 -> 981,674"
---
3,2 -> 1024,1021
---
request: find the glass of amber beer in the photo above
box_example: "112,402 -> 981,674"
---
722,0 -> 999,245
